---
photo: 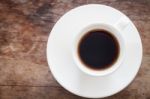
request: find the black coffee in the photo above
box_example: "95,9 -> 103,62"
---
78,30 -> 119,70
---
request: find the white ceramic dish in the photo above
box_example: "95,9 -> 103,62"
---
47,4 -> 142,98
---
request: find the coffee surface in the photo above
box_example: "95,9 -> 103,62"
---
78,30 -> 120,70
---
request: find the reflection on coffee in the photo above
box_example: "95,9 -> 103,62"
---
78,29 -> 120,70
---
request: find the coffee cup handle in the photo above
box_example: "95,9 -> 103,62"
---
115,16 -> 130,31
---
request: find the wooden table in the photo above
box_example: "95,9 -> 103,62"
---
0,0 -> 149,99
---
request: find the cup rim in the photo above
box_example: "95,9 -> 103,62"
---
72,23 -> 125,76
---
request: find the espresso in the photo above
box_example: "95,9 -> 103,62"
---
78,30 -> 119,70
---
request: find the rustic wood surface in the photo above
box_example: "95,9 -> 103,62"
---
0,0 -> 150,99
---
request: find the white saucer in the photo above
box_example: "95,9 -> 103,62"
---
47,4 -> 142,98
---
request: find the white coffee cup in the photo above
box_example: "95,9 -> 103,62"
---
73,16 -> 129,76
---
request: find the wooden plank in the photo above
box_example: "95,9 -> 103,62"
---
0,86 -> 82,99
0,57 -> 59,86
0,80 -> 149,99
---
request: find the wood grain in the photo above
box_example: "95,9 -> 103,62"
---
0,0 -> 149,99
